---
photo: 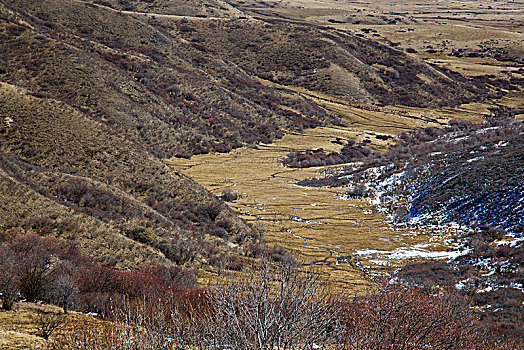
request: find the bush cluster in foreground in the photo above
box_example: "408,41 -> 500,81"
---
0,233 -> 196,315
1,234 -> 522,349
48,265 -> 522,349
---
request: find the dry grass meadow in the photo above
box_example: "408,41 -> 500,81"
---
0,302 -> 102,349
168,0 -> 523,288
167,92 -> 523,290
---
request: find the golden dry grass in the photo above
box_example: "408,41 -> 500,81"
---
0,302 -> 115,349
180,1 -> 522,293
168,132 -> 452,291
167,90 -> 496,290
168,79 -> 522,292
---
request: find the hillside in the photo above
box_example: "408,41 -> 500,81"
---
0,0 -> 496,271
163,16 -> 492,108
0,0 -> 339,158
404,133 -> 523,234
0,81 -> 260,269
372,113 -> 523,234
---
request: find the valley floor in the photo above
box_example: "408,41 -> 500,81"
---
167,0 -> 524,289
167,90 -> 524,290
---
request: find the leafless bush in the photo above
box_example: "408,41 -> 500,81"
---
17,243 -> 52,302
222,188 -> 239,202
0,246 -> 18,310
345,184 -> 367,198
54,261 -> 344,349
48,274 -> 79,313
340,283 -> 480,350
203,262 -> 344,349
36,312 -> 66,340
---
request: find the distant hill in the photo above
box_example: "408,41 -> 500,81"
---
1,0 -> 492,158
170,18 -> 491,107
0,0 -> 340,158
90,0 -> 244,18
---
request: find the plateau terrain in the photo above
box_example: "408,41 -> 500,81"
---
0,0 -> 523,348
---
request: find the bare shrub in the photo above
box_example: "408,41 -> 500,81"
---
0,246 -> 18,310
221,188 -> 239,202
341,283 -> 480,349
16,239 -> 53,302
392,205 -> 410,223
203,262 -> 343,349
147,265 -> 197,290
54,261 -> 343,349
48,274 -> 79,313
36,312 -> 66,340
345,184 -> 367,198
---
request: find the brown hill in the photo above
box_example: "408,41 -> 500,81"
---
0,0 -> 495,270
0,82 -> 257,269
0,0 -> 339,158
163,18 -> 491,107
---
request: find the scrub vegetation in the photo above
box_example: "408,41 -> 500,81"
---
1,0 -> 523,347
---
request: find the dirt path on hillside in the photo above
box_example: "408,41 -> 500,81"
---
88,1 -> 253,20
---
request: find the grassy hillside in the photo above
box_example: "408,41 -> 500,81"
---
0,80 -> 261,270
162,17 -> 493,108
0,0 -> 341,158
0,0 -> 502,270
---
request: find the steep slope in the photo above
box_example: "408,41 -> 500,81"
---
0,82 -> 257,269
405,134 -> 524,234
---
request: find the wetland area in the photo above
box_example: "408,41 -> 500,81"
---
167,0 -> 524,290
169,93 -> 523,290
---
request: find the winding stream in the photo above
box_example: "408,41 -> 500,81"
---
167,122 -> 470,291
164,89 -> 512,291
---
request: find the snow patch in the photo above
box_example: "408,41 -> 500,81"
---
355,245 -> 469,261
467,156 -> 484,163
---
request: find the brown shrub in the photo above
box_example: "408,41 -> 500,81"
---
341,283 -> 481,349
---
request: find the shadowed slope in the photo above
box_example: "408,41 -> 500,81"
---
0,82 -> 256,269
